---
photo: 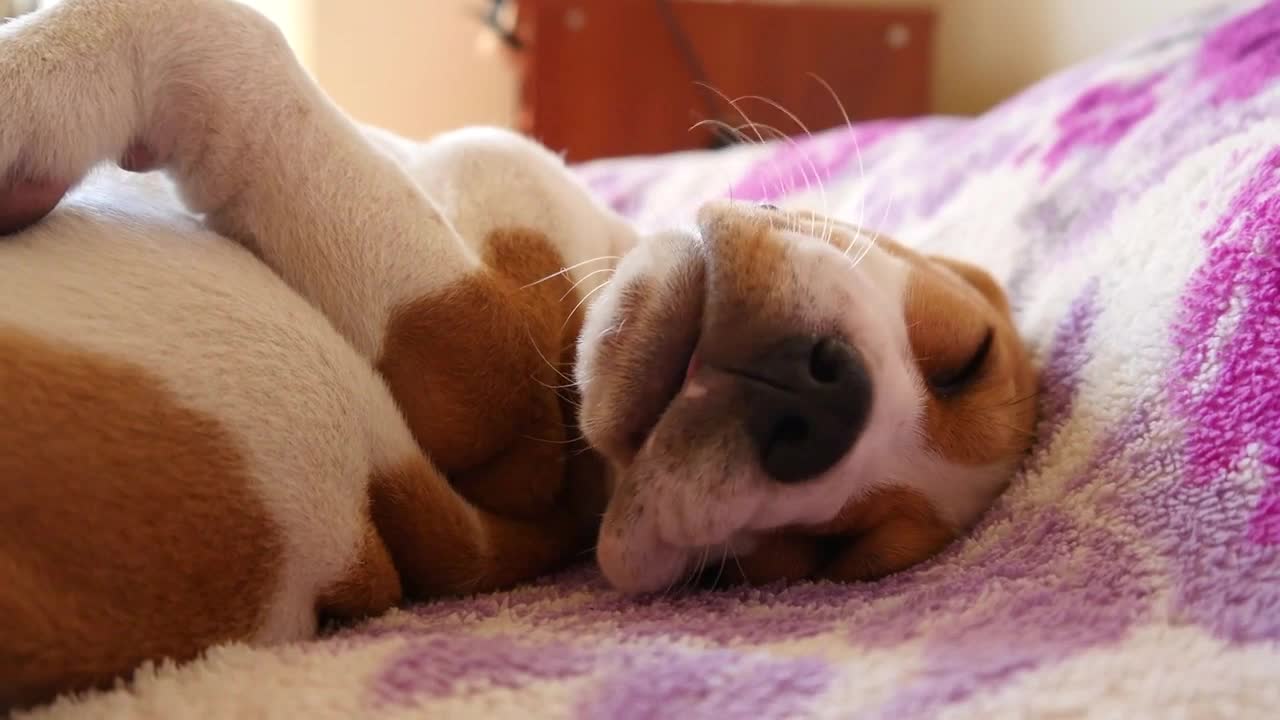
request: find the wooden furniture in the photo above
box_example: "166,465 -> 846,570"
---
513,0 -> 934,163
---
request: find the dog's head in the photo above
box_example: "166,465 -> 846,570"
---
576,201 -> 1038,593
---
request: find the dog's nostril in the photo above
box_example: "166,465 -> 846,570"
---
739,335 -> 873,484
809,338 -> 845,384
771,416 -> 809,447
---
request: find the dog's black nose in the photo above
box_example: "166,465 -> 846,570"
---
738,336 -> 872,484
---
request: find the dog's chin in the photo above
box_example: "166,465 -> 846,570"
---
596,526 -> 692,594
597,508 -> 759,594
592,377 -> 773,594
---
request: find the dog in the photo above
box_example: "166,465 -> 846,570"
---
0,0 -> 1038,710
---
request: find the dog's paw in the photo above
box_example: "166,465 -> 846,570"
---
375,227 -> 612,522
378,290 -> 573,520
0,2 -> 165,233
0,143 -> 159,235
0,0 -> 296,233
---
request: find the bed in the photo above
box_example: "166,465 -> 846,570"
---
25,0 -> 1280,717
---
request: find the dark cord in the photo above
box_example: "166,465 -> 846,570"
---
654,0 -> 739,148
478,0 -> 521,51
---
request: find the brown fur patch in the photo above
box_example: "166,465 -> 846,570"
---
721,534 -> 824,585
695,209 -> 800,357
368,457 -> 586,598
0,328 -> 281,711
905,259 -> 1038,466
316,524 -> 402,625
810,486 -> 955,582
727,486 -> 954,585
377,228 -> 604,521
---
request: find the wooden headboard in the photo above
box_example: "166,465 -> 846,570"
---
514,0 -> 934,162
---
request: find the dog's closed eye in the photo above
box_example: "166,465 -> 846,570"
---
927,327 -> 994,397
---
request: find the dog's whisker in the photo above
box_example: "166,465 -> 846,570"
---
731,96 -> 822,190
842,215 -> 882,269
849,227 -> 880,270
700,84 -> 790,201
519,433 -> 588,445
987,421 -> 1039,440
520,255 -> 621,289
993,392 -> 1042,409
697,118 -> 785,199
526,327 -> 576,384
711,545 -> 729,590
533,376 -> 581,391
731,552 -> 748,585
734,93 -> 832,236
724,119 -> 828,236
687,545 -> 711,593
597,317 -> 627,340
809,73 -> 870,240
559,266 -> 616,302
809,73 -> 865,218
862,175 -> 901,270
731,120 -> 822,212
747,118 -> 827,217
562,279 -> 613,330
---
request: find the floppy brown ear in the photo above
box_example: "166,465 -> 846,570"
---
928,256 -> 1011,315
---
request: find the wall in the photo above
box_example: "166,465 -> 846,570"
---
238,0 -> 314,67
684,0 -> 1224,114
253,0 -> 1225,139
927,0 -> 1221,114
306,0 -> 518,140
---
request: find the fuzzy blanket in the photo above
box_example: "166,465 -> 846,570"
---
24,1 -> 1280,718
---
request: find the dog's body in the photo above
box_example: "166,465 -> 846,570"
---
0,0 -> 1038,711
0,0 -> 629,707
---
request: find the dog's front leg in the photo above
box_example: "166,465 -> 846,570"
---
0,0 -> 593,522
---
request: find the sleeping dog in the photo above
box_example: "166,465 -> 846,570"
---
0,0 -> 1038,710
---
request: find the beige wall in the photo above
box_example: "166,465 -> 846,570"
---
929,0 -> 1220,114
305,0 -> 518,140
248,0 -> 1223,139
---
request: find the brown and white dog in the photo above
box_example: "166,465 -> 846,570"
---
0,0 -> 1038,710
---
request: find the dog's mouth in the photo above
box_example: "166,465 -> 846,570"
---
575,232 -> 711,466
618,281 -> 705,456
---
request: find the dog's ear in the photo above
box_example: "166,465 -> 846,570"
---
928,256 -> 1010,315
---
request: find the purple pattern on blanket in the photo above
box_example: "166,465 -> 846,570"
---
861,123 -> 1021,225
578,647 -> 831,720
1197,0 -> 1280,104
860,510 -> 1155,719
1166,146 -> 1280,642
371,628 -> 832,718
1036,279 -> 1101,441
1173,147 -> 1280,544
373,634 -> 594,705
1042,73 -> 1165,172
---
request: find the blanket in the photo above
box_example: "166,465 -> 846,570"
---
24,1 -> 1280,717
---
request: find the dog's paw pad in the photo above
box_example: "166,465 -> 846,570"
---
0,179 -> 70,235
119,142 -> 159,173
